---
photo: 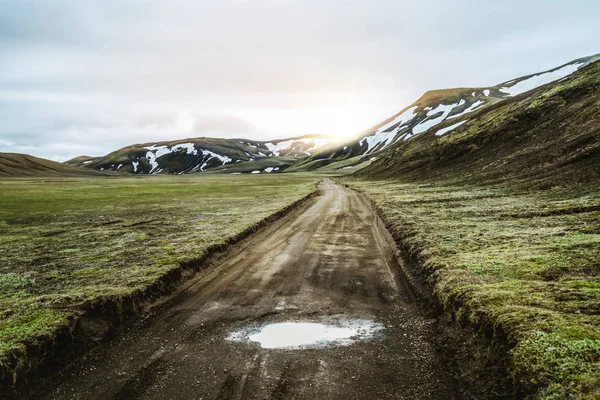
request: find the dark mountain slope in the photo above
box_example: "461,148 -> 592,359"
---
359,60 -> 600,188
297,53 -> 600,171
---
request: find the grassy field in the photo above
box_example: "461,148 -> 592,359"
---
348,179 -> 600,399
0,174 -> 318,382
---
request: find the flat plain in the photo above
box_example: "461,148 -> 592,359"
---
0,174 -> 318,381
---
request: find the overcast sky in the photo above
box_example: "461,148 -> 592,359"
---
1,1 -> 599,161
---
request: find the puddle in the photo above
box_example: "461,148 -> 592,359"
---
228,320 -> 383,349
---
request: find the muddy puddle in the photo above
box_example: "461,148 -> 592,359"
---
228,320 -> 383,349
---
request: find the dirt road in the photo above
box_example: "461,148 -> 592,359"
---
35,180 -> 453,399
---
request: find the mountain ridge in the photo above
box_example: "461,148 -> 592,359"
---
359,58 -> 600,187
65,134 -> 338,175
294,53 -> 600,171
0,153 -> 112,177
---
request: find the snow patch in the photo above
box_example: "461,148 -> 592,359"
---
409,101 -> 463,138
359,106 -> 418,154
132,161 -> 139,173
265,138 -> 332,156
499,62 -> 583,96
264,167 -> 275,173
198,149 -> 232,171
144,143 -> 231,174
448,100 -> 485,120
251,170 -> 260,174
483,89 -> 490,97
145,143 -> 198,174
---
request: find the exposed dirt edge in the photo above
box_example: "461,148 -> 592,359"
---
0,187 -> 321,398
346,183 -> 517,399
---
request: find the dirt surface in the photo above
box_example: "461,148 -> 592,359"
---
33,180 -> 453,400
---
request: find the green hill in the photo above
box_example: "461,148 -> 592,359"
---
0,153 -> 110,177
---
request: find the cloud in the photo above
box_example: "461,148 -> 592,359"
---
0,94 -> 271,160
1,0 -> 599,160
192,116 -> 263,138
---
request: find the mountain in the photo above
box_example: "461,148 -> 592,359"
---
55,53 -> 600,177
0,153 -> 110,177
297,53 -> 600,171
359,57 -> 600,187
65,134 -> 337,175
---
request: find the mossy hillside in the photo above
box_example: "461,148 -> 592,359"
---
209,156 -> 298,174
0,174 -> 318,382
307,155 -> 373,172
286,156 -> 376,176
297,84 -> 506,171
63,156 -> 97,166
349,179 -> 600,399
0,153 -> 108,177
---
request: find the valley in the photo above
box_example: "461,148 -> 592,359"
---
1,54 -> 600,399
29,180 -> 453,400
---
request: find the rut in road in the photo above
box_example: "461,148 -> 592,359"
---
35,180 -> 453,400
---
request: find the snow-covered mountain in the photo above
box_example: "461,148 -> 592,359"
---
65,134 -> 337,174
359,55 -> 600,186
301,53 -> 600,169
65,54 -> 600,175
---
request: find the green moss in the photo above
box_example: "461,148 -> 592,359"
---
513,332 -> 600,398
0,308 -> 72,374
59,248 -> 81,253
0,274 -> 34,291
348,179 -> 600,399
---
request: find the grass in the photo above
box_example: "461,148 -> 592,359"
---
0,174 -> 318,381
348,179 -> 600,399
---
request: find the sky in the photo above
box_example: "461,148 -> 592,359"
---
1,1 -> 599,161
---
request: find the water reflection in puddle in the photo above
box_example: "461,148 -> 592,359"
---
228,320 -> 383,349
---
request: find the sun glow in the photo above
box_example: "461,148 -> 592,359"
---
236,92 -> 387,141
